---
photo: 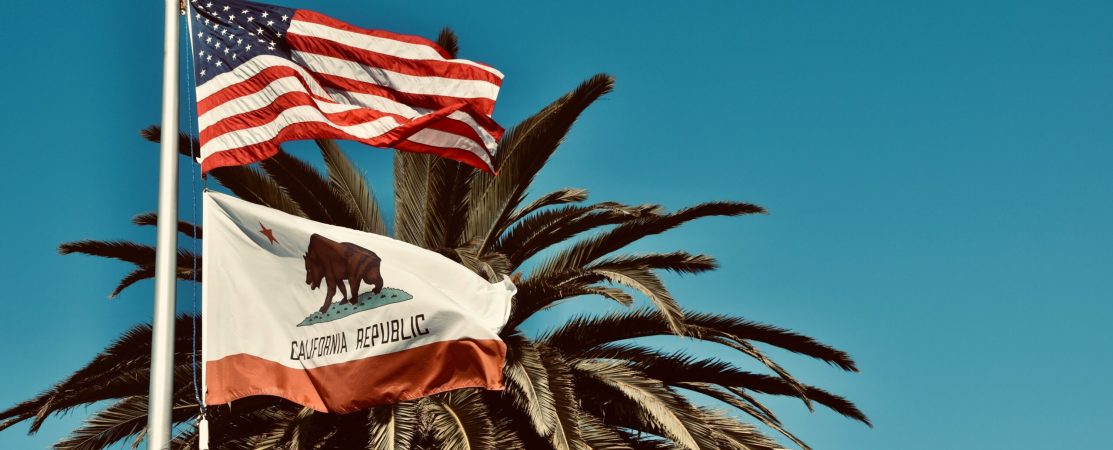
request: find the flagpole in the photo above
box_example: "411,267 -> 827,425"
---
148,0 -> 182,449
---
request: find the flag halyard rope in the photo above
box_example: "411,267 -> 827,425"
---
183,3 -> 206,421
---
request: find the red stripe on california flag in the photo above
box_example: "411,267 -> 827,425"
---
206,339 -> 505,413
311,71 -> 497,117
286,33 -> 504,85
292,9 -> 452,59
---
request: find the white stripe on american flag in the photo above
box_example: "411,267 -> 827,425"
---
291,51 -> 501,100
323,87 -> 428,117
197,55 -> 330,101
407,129 -> 494,165
324,89 -> 500,149
201,106 -> 400,158
446,111 -> 499,149
288,19 -> 443,60
199,76 -> 360,129
286,19 -> 504,78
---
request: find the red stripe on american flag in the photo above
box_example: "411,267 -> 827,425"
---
202,117 -> 493,175
200,91 -> 392,143
286,33 -> 504,86
292,9 -> 453,59
393,140 -> 495,173
311,70 -> 507,143
310,71 -> 497,120
197,65 -> 310,115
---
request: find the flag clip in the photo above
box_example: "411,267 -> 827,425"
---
198,416 -> 210,450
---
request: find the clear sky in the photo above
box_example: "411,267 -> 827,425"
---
2,0 -> 1111,448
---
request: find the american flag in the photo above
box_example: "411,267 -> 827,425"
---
188,0 -> 504,174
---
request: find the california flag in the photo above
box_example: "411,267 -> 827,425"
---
202,191 -> 515,413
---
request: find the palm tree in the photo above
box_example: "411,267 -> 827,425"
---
0,30 -> 868,450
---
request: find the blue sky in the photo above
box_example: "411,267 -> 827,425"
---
2,0 -> 1111,448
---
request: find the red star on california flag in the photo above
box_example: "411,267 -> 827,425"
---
258,222 -> 278,244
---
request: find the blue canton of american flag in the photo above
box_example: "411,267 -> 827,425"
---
187,0 -> 504,175
191,0 -> 295,81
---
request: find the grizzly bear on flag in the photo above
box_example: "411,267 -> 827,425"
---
303,233 -> 384,314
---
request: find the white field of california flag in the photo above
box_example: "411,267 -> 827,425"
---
202,191 -> 515,413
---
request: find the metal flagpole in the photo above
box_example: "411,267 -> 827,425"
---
148,0 -> 182,448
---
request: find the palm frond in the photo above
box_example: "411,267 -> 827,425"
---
367,401 -> 418,450
577,285 -> 636,306
676,382 -> 810,450
139,125 -> 198,158
575,339 -> 814,417
204,400 -> 300,450
393,152 -> 432,244
465,74 -> 616,251
581,344 -> 869,425
140,125 -> 307,218
258,148 -> 343,225
539,346 -> 584,450
593,267 -> 684,334
500,335 -> 556,439
274,407 -> 333,450
687,310 -> 858,371
109,266 -> 155,299
26,363 -> 195,435
421,158 -> 475,251
696,407 -> 781,450
533,201 -> 765,280
0,316 -> 202,433
588,252 -> 718,275
499,188 -> 588,237
217,165 -> 308,218
499,203 -> 662,270
508,252 -> 713,333
620,437 -> 682,450
132,213 -> 202,239
58,241 -> 153,267
571,361 -> 712,450
703,333 -> 813,411
319,139 -> 388,234
544,308 -> 858,372
577,412 -> 631,450
322,410 -> 378,450
436,28 -> 459,59
478,391 -> 550,449
423,389 -> 495,450
58,241 -> 200,297
454,240 -> 511,281
52,393 -> 196,450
